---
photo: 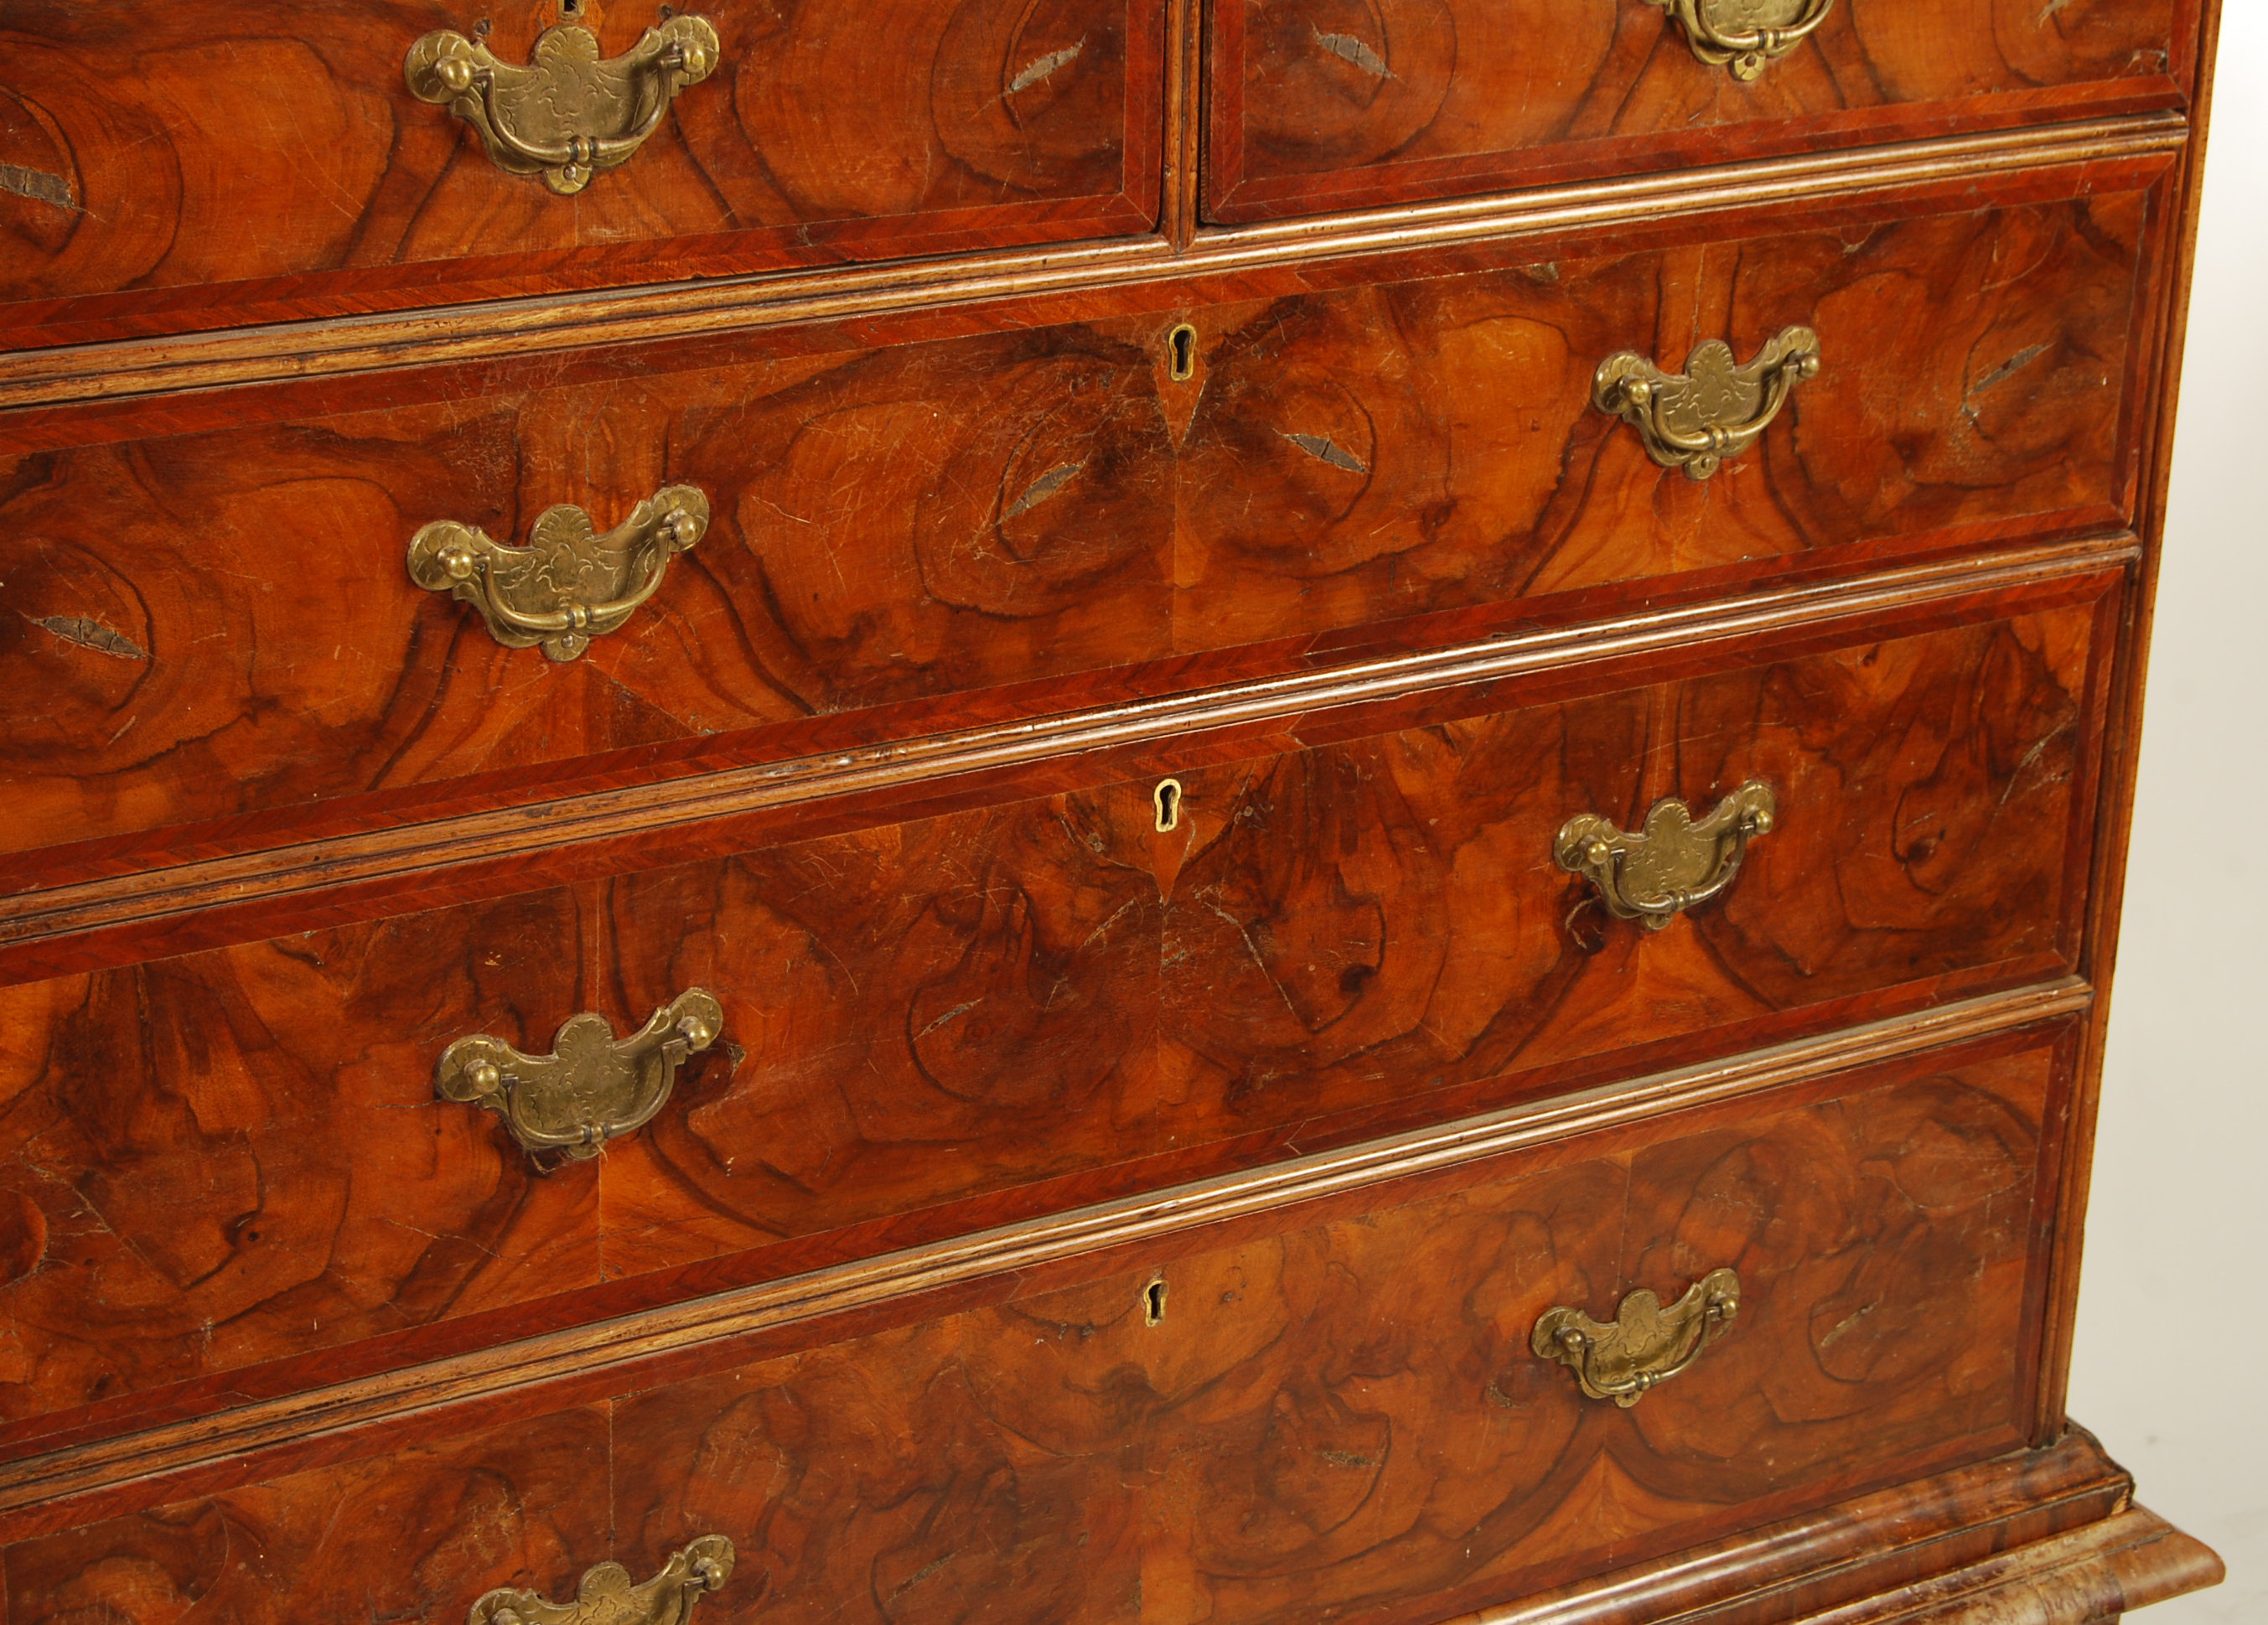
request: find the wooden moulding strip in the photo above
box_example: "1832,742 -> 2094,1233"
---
0,533 -> 2141,948
1452,1436 -> 2219,1624
0,978 -> 2092,1520
0,113 -> 2188,412
1774,1506 -> 2219,1624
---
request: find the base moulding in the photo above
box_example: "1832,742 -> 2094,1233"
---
1464,1427 -> 2221,1625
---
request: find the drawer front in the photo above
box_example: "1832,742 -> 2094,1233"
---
1206,0 -> 2186,219
0,887 -> 614,1430
0,0 -> 1161,339
0,1031 -> 2066,1623
0,319 -> 1181,858
608,590 -> 2104,1268
0,186 -> 2154,860
1170,191 -> 2151,655
3,1406 -> 616,1622
0,587 -> 2109,1436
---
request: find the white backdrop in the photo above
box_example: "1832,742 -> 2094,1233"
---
2065,7 -> 2267,1619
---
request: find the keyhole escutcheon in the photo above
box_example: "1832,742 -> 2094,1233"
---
1168,323 -> 1198,382
1153,778 -> 1183,833
1144,1278 -> 1168,1326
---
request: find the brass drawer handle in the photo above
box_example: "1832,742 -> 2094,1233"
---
1646,0 -> 1835,80
406,15 -> 721,195
1532,1268 -> 1742,1407
469,1534 -> 735,1625
1556,780 -> 1778,930
1593,326 -> 1820,480
438,989 -> 723,1164
408,484 -> 710,663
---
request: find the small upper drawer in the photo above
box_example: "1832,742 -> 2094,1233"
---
0,0 -> 1162,339
0,1027 -> 2069,1622
1205,0 -> 2188,220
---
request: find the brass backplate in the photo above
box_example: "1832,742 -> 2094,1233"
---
468,1534 -> 735,1625
1645,0 -> 1836,80
1556,780 -> 1779,931
1593,326 -> 1821,479
437,989 -> 724,1166
406,15 -> 721,194
1532,1268 -> 1742,1406
407,484 -> 709,661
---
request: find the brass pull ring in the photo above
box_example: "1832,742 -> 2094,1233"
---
1557,780 -> 1778,931
1645,0 -> 1836,80
1593,326 -> 1820,481
408,484 -> 710,662
1532,1268 -> 1742,1407
438,989 -> 724,1165
406,16 -> 721,194
469,1534 -> 735,1625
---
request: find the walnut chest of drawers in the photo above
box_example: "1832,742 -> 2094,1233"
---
0,3 -> 2229,1622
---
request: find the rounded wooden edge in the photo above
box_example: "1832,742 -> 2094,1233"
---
2102,1508 -> 2229,1614
1437,1429 -> 2222,1625
1830,1505 -> 2225,1624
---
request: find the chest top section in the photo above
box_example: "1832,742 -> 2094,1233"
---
0,0 -> 2193,347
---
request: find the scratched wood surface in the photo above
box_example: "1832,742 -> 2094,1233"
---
0,1039 -> 2057,1624
0,0 -> 1160,344
0,1403 -> 611,1622
0,191 -> 2149,863
0,316 -> 1181,860
0,597 -> 2102,1438
0,884 -> 613,1432
604,596 -> 2100,1272
1206,0 -> 2187,218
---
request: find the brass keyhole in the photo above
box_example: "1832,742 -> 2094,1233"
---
1144,1278 -> 1168,1326
1168,323 -> 1198,382
1153,778 -> 1183,832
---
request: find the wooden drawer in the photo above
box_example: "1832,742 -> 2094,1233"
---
0,579 -> 2112,1442
0,181 -> 2160,862
1205,0 -> 2190,219
0,1025 -> 2074,1622
0,0 -> 1162,342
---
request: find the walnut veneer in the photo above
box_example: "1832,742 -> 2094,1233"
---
0,3 -> 2225,1622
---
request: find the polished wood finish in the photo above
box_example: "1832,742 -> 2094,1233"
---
0,883 -> 608,1423
0,537 -> 2132,983
0,184 -> 2161,862
0,116 -> 2183,413
1,1405 -> 613,1625
0,0 -> 2224,1616
0,0 -> 1165,344
606,591 -> 2108,1265
0,983 -> 2092,1535
0,592 -> 2111,1436
1471,1498 -> 2222,1624
608,1045 -> 2062,1625
1454,1429 -> 2160,1624
1755,1506 -> 2222,1625
0,1034 -> 2069,1624
1169,191 -> 2151,653
1206,0 -> 2191,220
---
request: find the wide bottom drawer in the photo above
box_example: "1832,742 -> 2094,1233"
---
0,1017 -> 2074,1625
